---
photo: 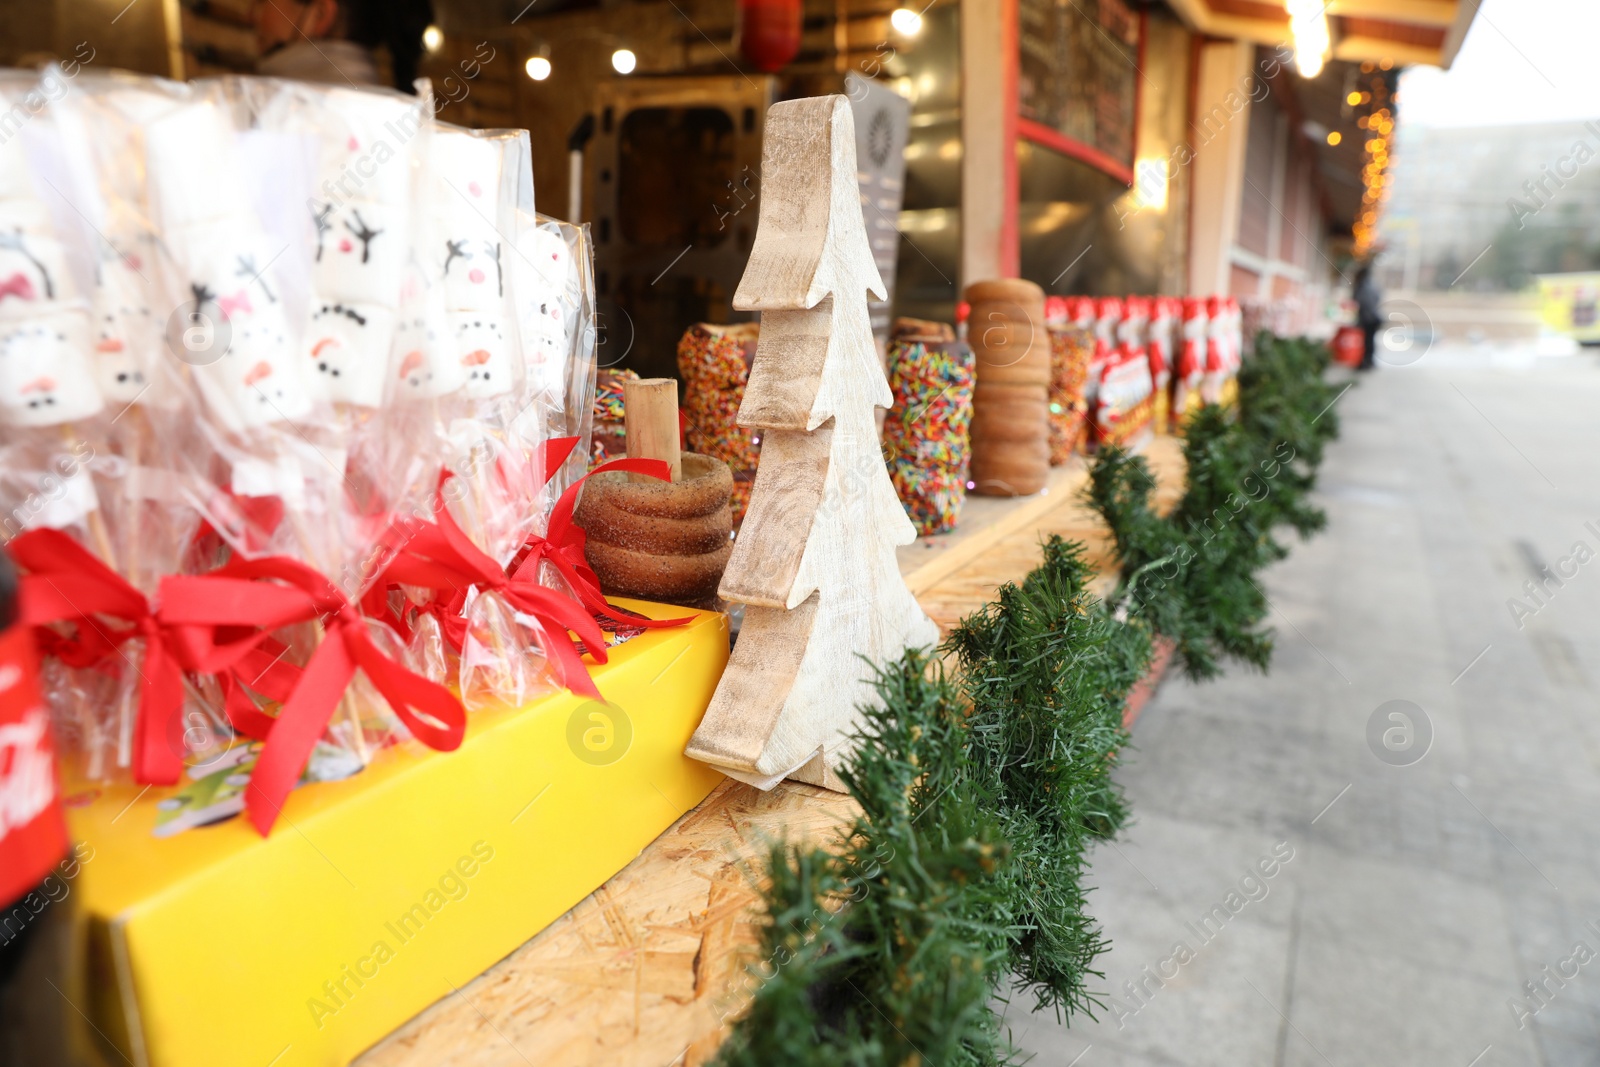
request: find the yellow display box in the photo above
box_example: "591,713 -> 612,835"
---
64,601 -> 728,1067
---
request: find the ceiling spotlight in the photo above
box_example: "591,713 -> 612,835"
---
890,7 -> 924,35
1287,0 -> 1330,79
525,56 -> 551,81
611,48 -> 637,75
422,25 -> 444,53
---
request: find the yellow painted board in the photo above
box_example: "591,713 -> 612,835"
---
64,600 -> 729,1067
1537,271 -> 1600,342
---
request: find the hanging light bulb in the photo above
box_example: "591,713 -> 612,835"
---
422,25 -> 444,53
611,48 -> 637,74
1286,0 -> 1330,79
890,7 -> 924,35
525,56 -> 552,80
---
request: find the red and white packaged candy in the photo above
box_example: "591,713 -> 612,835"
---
1088,296 -> 1121,433
1203,294 -> 1228,406
0,536 -> 67,907
1095,296 -> 1154,451
0,599 -> 68,911
1146,296 -> 1175,433
1175,296 -> 1209,428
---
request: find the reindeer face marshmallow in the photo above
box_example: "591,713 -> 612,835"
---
431,129 -> 517,401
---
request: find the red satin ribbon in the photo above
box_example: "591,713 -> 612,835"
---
13,529 -> 465,835
513,447 -> 695,633
12,529 -> 194,785
374,473 -> 614,699
366,437 -> 693,699
11,531 -> 310,784
172,555 -> 465,836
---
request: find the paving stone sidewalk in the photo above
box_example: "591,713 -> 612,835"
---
1013,346 -> 1600,1067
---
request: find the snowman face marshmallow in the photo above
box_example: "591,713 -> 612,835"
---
0,206 -> 75,314
92,247 -> 158,403
448,312 -> 512,398
392,313 -> 466,400
0,310 -> 104,427
306,300 -> 393,407
180,245 -> 312,431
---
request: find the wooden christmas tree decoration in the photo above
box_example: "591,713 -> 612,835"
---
685,95 -> 939,791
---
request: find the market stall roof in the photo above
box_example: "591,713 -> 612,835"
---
1164,0 -> 1481,69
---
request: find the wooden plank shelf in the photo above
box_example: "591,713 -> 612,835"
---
355,435 -> 1187,1067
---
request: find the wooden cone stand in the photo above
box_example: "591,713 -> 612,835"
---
574,377 -> 734,609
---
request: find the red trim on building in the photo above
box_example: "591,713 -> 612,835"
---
1017,119 -> 1136,187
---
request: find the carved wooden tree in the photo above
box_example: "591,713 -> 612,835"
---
685,95 -> 939,791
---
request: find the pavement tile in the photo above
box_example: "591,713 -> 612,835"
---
1020,354 -> 1600,1065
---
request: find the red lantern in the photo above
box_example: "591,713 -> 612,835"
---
739,0 -> 802,72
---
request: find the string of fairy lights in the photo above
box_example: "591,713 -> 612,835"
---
1351,61 -> 1397,257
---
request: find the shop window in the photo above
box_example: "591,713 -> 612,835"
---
617,107 -> 738,248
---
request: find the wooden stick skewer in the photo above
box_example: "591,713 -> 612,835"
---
622,377 -> 681,482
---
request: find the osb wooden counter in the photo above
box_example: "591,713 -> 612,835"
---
355,435 -> 1186,1067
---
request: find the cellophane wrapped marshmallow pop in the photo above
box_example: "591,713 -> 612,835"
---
514,212 -> 596,500
0,69 -> 122,777
0,71 -> 107,529
143,79 -> 402,776
251,79 -> 446,569
418,123 -> 558,711
50,70 -> 223,780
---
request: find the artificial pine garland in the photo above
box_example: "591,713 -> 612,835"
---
715,334 -> 1341,1064
945,537 -> 1150,1016
1089,335 -> 1342,679
714,652 -> 1013,1067
716,541 -> 1150,1065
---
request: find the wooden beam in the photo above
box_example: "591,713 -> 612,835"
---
1331,34 -> 1444,67
1259,0 -> 1457,27
1439,0 -> 1481,68
1175,0 -> 1458,30
1187,39 -> 1255,296
959,0 -> 1019,285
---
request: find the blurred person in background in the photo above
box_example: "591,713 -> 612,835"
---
1353,263 -> 1383,371
254,0 -> 435,92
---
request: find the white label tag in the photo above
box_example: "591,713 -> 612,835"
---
27,468 -> 100,530
232,455 -> 307,510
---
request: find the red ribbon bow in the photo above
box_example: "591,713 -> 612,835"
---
13,529 -> 189,784
371,486 -> 613,699
177,555 -> 465,836
367,437 -> 692,699
10,530 -> 298,786
512,439 -> 696,632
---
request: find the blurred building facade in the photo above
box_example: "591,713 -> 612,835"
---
3,0 -> 1482,372
1380,120 -> 1600,293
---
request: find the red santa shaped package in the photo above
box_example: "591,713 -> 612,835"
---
1093,296 -> 1154,450
1174,296 -> 1209,431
